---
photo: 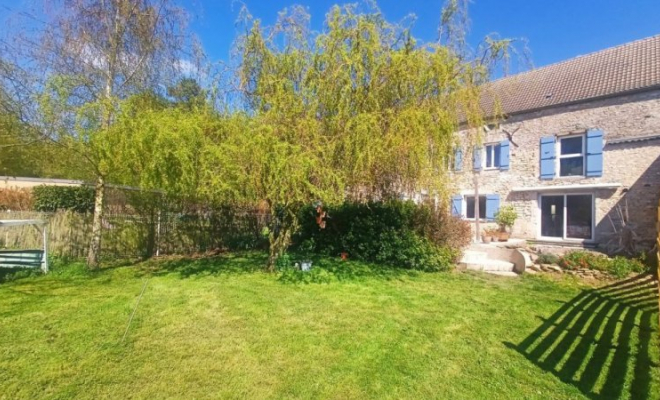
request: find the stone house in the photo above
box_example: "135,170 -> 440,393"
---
450,35 -> 660,251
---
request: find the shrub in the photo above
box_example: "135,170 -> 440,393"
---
294,200 -> 467,271
608,256 -> 646,279
536,253 -> 560,265
559,251 -> 609,271
0,188 -> 33,211
33,185 -> 95,213
558,250 -> 647,279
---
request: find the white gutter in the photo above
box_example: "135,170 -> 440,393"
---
511,183 -> 622,192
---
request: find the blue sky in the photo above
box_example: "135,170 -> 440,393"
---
1,0 -> 658,71
183,0 -> 660,70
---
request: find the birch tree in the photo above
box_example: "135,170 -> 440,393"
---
7,0 -> 188,268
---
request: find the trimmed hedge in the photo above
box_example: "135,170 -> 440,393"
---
32,185 -> 95,213
294,201 -> 470,272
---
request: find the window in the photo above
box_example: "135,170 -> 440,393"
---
484,143 -> 501,169
540,194 -> 593,240
558,135 -> 584,177
465,195 -> 487,219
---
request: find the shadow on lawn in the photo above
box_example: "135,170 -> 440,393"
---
505,274 -> 659,400
277,257 -> 420,284
138,252 -> 267,278
137,251 -> 419,283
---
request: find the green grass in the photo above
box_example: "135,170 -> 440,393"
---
0,253 -> 658,399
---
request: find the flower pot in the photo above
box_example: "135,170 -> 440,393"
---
481,234 -> 492,244
498,231 -> 510,242
301,261 -> 313,271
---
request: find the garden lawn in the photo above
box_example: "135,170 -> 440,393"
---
0,253 -> 658,400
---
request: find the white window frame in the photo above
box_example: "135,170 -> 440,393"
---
463,195 -> 487,221
537,193 -> 595,242
557,134 -> 585,177
483,143 -> 501,170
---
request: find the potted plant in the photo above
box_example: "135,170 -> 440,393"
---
299,239 -> 315,271
494,205 -> 518,242
481,230 -> 492,244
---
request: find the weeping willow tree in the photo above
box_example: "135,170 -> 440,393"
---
109,2 -> 509,270
229,3 -> 492,269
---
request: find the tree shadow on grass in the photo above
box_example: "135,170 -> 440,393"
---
137,252 -> 268,278
277,256 -> 421,284
505,274 -> 659,400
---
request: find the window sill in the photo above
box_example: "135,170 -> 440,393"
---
537,236 -> 595,244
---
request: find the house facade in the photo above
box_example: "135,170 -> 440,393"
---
451,35 -> 660,251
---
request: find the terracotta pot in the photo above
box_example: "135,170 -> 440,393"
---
498,231 -> 510,242
481,235 -> 492,244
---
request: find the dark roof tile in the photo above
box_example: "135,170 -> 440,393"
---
482,35 -> 660,116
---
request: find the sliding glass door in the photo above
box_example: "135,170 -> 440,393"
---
540,194 -> 593,240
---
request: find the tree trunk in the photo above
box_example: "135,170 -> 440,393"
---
266,202 -> 297,272
87,175 -> 105,269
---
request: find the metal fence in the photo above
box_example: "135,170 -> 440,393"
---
0,209 -> 270,260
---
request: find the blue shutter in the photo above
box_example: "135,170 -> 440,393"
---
540,136 -> 556,180
499,140 -> 510,170
586,129 -> 604,177
486,194 -> 500,222
451,195 -> 463,217
454,148 -> 463,171
473,147 -> 483,171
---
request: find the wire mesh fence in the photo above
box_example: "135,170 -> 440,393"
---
0,208 -> 270,260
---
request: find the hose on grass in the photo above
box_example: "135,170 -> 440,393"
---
121,279 -> 149,343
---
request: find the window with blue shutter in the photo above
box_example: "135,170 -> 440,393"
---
473,147 -> 483,171
585,129 -> 604,177
485,194 -> 500,221
454,148 -> 463,171
540,136 -> 556,180
499,140 -> 510,171
451,195 -> 463,217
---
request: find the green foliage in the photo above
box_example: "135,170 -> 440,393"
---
295,201 -> 466,271
536,253 -> 560,265
32,185 -> 95,213
274,253 -> 293,271
558,250 -> 647,278
495,205 -> 517,229
608,256 -> 647,279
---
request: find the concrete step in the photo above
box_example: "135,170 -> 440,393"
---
460,250 -> 488,263
461,259 -> 516,273
484,271 -> 519,278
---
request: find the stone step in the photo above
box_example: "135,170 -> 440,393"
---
461,259 -> 516,273
484,271 -> 519,278
460,250 -> 488,263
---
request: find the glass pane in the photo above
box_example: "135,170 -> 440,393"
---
566,195 -> 592,239
494,144 -> 501,167
478,196 -> 486,219
541,196 -> 564,238
560,157 -> 584,176
466,196 -> 475,219
486,146 -> 493,167
560,136 -> 583,155
465,196 -> 486,219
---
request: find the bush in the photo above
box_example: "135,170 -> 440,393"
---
294,200 -> 467,271
608,256 -> 646,279
0,188 -> 33,211
536,253 -> 559,265
33,185 -> 95,213
558,250 -> 647,279
559,250 -> 610,271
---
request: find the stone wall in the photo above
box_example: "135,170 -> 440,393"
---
452,89 -> 660,250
